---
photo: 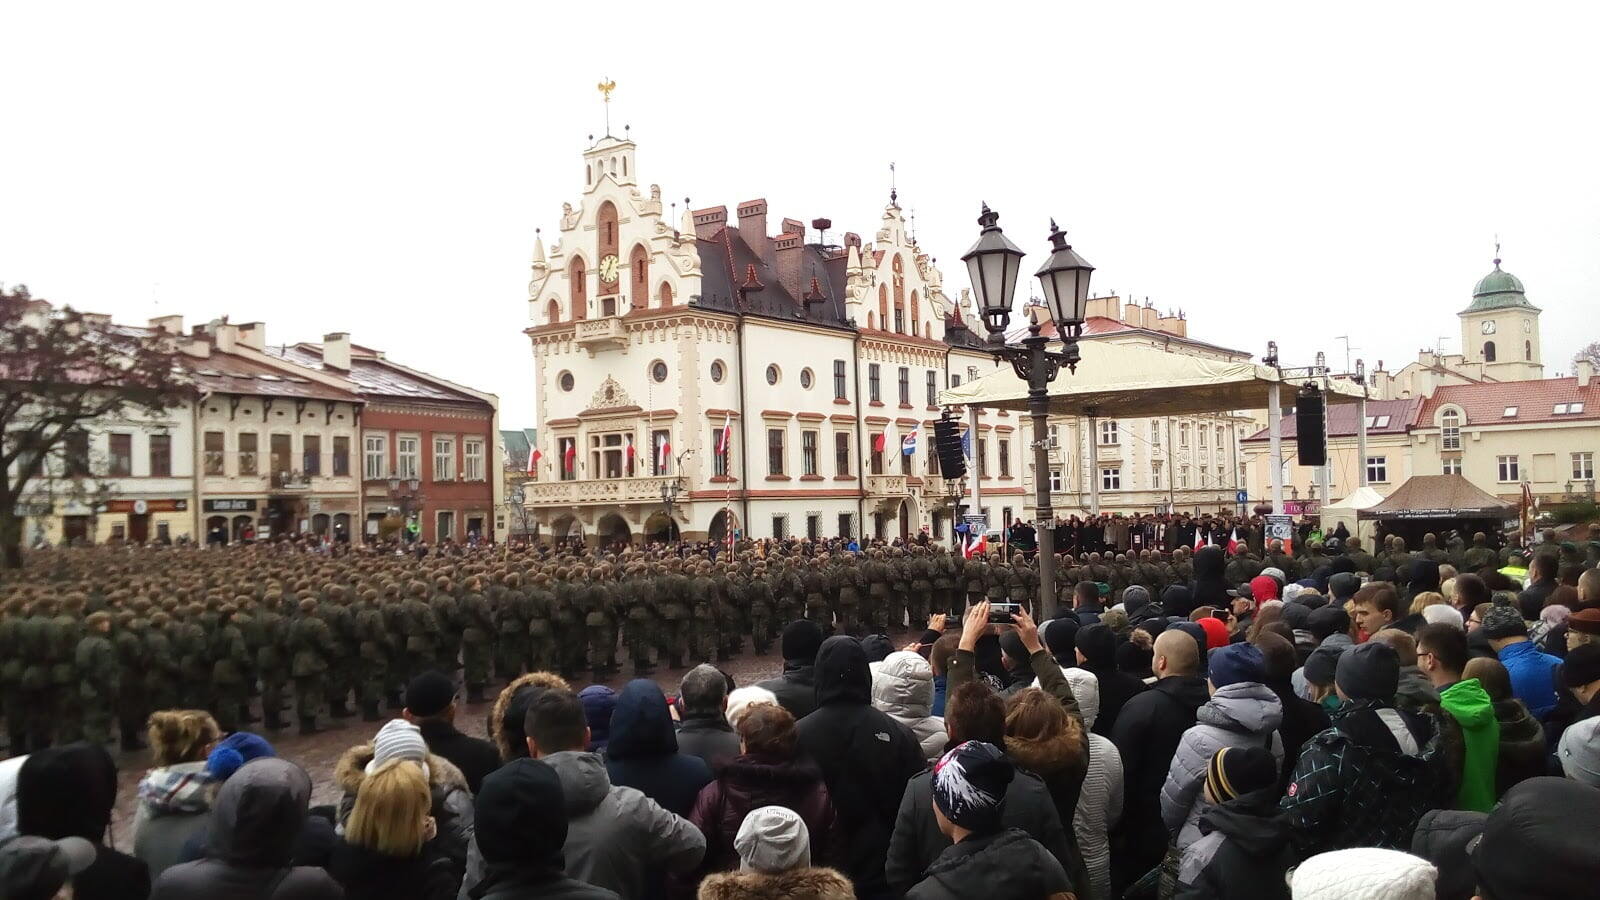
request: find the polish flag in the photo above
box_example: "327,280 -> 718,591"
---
626,435 -> 636,463
1226,527 -> 1240,555
1193,528 -> 1205,551
963,533 -> 988,559
562,441 -> 576,474
717,413 -> 732,456
527,445 -> 540,474
873,431 -> 887,454
656,435 -> 671,472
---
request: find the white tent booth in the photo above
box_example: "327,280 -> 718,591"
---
1321,485 -> 1386,547
938,337 -> 1372,514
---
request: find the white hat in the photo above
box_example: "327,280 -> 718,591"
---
1291,847 -> 1436,900
734,805 -> 811,873
367,719 -> 430,778
726,686 -> 779,731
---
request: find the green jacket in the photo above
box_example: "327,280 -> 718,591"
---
1440,678 -> 1500,813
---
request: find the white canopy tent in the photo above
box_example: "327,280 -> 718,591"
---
938,338 -> 1372,514
1321,485 -> 1387,547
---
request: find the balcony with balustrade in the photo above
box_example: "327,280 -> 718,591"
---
574,316 -> 627,352
523,475 -> 683,507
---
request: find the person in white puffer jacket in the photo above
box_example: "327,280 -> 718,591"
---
1073,731 -> 1123,900
870,651 -> 948,762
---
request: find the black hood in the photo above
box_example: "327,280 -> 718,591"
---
1197,787 -> 1291,855
1408,559 -> 1442,594
605,678 -> 678,760
1161,585 -> 1196,619
474,758 -> 567,890
207,758 -> 312,866
1193,545 -> 1227,580
814,635 -> 871,707
16,743 -> 117,842
1153,673 -> 1210,711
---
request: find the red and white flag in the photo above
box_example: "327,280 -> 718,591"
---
626,435 -> 636,462
963,532 -> 988,559
717,412 -> 732,456
656,434 -> 671,472
527,445 -> 540,474
562,441 -> 576,475
1225,527 -> 1240,555
1193,528 -> 1204,551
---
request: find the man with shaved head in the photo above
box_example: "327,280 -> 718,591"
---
1109,627 -> 1209,893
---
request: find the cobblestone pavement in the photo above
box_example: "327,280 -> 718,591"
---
104,633 -> 896,851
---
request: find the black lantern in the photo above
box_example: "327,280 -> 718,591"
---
1034,220 -> 1094,331
960,204 -> 1025,338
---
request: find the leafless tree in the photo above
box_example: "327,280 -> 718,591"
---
1,285 -> 189,568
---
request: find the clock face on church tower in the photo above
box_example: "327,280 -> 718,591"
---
598,254 -> 620,285
1480,320 -> 1496,335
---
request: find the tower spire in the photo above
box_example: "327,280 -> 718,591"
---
597,77 -> 616,137
889,161 -> 897,206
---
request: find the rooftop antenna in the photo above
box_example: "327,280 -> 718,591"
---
889,161 -> 897,205
1494,233 -> 1501,266
597,77 -> 616,136
1335,335 -> 1358,373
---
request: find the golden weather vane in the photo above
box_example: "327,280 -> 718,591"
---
598,77 -> 616,135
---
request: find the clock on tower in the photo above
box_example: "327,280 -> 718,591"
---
599,254 -> 620,286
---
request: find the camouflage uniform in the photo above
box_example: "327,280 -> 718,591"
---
354,591 -> 390,720
494,573 -> 530,681
655,564 -> 690,669
113,611 -> 149,750
208,606 -> 250,734
401,582 -> 439,681
0,599 -> 29,754
18,600 -> 55,750
143,610 -> 181,714
802,559 -> 832,633
526,574 -> 558,674
51,597 -> 86,743
747,564 -> 774,655
75,612 -> 120,746
288,598 -> 336,734
256,596 -> 291,729
460,578 -> 494,701
429,578 -> 462,676
1462,534 -> 1497,572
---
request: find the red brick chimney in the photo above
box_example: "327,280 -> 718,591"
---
737,199 -> 770,266
774,228 -> 804,301
692,205 -> 727,240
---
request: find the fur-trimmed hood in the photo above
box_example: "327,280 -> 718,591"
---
489,670 -> 572,761
697,866 -> 856,900
333,741 -> 469,799
1004,724 -> 1085,777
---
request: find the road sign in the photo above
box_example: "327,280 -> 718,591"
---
1265,515 -> 1294,542
1235,490 -> 1248,504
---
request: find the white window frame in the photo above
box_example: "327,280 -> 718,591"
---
396,435 -> 420,480
1366,455 -> 1388,484
1441,409 -> 1461,450
1442,457 -> 1463,476
463,437 -> 485,481
1179,465 -> 1190,488
1497,455 -> 1519,483
1100,466 -> 1121,491
1150,421 -> 1161,448
1151,465 -> 1164,490
364,434 -> 388,480
1098,420 -> 1119,445
1574,452 -> 1594,481
433,436 -> 456,482
1048,469 -> 1063,492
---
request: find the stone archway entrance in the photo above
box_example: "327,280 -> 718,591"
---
643,511 -> 680,544
550,514 -> 582,546
708,508 -> 740,545
597,512 -> 632,548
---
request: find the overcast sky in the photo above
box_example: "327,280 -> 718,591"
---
5,3 -> 1597,427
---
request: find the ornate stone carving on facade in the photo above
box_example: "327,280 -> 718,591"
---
560,202 -> 582,231
589,376 -> 632,410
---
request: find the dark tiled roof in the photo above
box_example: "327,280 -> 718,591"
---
184,351 -> 359,402
1244,397 -> 1422,442
1418,377 -> 1600,427
502,428 -> 535,463
268,344 -> 485,405
692,225 -> 853,330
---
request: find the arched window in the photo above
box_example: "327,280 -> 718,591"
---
629,244 -> 649,309
910,289 -> 920,336
868,312 -> 876,329
586,163 -> 592,185
657,281 -> 674,308
878,284 -> 889,330
892,255 -> 906,333
1441,409 -> 1461,450
569,257 -> 588,321
609,157 -> 617,174
546,299 -> 561,324
1525,340 -> 1532,360
1484,340 -> 1496,362
622,156 -> 628,177
597,202 -> 618,256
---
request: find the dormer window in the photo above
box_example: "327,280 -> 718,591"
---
1502,406 -> 1518,417
1554,402 -> 1585,415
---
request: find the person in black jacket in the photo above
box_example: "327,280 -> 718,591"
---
15,743 -> 150,900
795,635 -> 926,900
470,758 -> 619,900
604,678 -> 713,818
1190,546 -> 1231,615
327,759 -> 461,900
150,758 -> 342,900
905,740 -> 1072,900
1076,623 -> 1146,738
1175,746 -> 1292,900
1253,632 -> 1330,790
1108,629 -> 1209,895
886,681 -> 1074,895
404,670 -> 501,795
756,621 -> 824,719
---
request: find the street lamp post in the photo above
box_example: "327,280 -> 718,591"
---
961,206 -> 1094,620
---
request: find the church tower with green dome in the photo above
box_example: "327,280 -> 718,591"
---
1458,253 -> 1543,382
